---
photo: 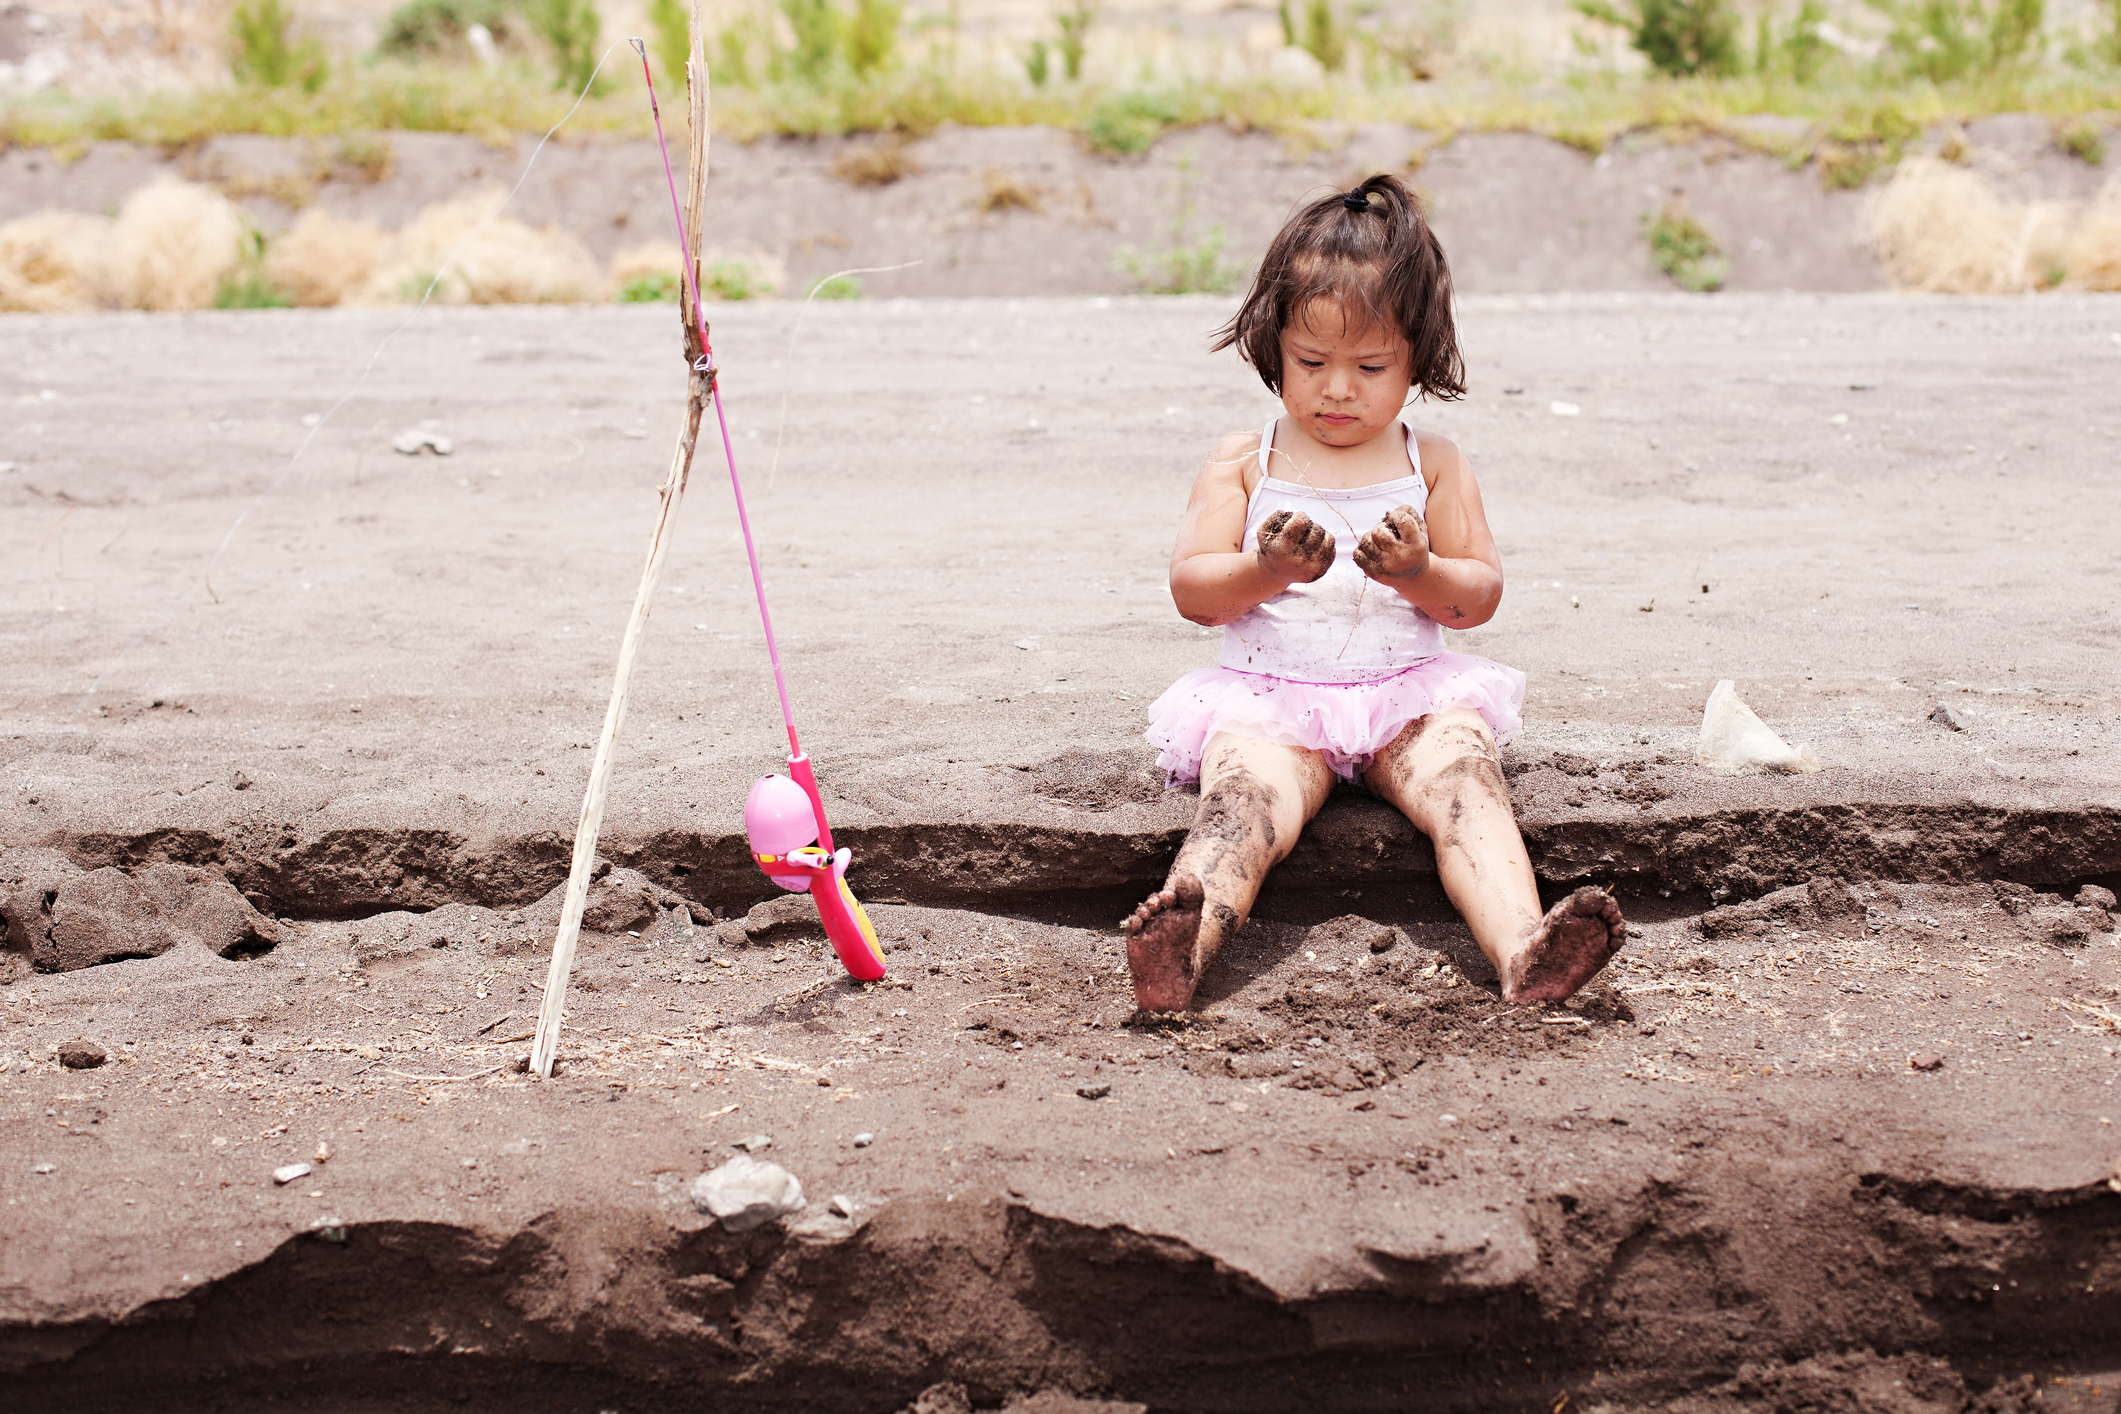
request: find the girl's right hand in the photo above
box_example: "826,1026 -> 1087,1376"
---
1255,509 -> 1336,585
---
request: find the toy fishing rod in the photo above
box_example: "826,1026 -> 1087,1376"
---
528,28 -> 883,1080
635,38 -> 887,984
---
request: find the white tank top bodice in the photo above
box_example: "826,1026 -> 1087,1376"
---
1217,416 -> 1445,684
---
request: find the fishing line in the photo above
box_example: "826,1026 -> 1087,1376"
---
23,41 -> 630,781
762,259 -> 920,493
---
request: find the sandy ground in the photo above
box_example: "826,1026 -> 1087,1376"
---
2,293 -> 2120,1409
6,115 -> 2117,299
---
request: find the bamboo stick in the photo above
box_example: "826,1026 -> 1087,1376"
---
530,10 -> 712,1080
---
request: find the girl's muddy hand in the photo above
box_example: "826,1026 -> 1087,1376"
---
1354,504 -> 1429,583
1255,509 -> 1335,584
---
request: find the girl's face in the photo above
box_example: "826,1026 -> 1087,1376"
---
1277,300 -> 1413,449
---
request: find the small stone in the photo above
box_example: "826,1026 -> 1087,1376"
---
273,1161 -> 313,1185
829,1194 -> 855,1218
311,1215 -> 348,1243
852,1132 -> 874,1148
1438,1113 -> 1460,1126
734,1133 -> 772,1153
2078,885 -> 2118,912
1638,1023 -> 1657,1036
1076,1083 -> 1111,1100
31,1163 -> 55,1176
1929,703 -> 1967,731
1908,1053 -> 1945,1072
314,1141 -> 332,1164
691,1155 -> 805,1232
57,1039 -> 107,1070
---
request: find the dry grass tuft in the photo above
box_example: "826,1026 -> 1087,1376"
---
105,178 -> 245,311
360,189 -> 602,305
2063,179 -> 2121,292
0,211 -> 110,313
976,166 -> 1044,215
265,209 -> 385,307
1864,157 -> 2069,293
830,136 -> 919,187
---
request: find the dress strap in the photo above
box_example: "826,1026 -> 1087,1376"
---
1401,418 -> 1422,480
1258,414 -> 1278,480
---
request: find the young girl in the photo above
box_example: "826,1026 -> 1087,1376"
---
1124,174 -> 1626,1013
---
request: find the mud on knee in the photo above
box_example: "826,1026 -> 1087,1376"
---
1192,769 -> 1282,862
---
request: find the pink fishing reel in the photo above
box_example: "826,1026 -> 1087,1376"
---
744,770 -> 887,982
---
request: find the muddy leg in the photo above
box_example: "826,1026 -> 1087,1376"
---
1122,732 -> 1332,1011
1365,708 -> 1624,1002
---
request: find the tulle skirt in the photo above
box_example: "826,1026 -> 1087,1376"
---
1145,655 -> 1526,785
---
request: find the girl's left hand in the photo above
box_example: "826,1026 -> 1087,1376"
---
1353,505 -> 1430,583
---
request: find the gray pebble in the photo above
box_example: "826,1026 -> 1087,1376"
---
1929,703 -> 1967,731
733,1133 -> 772,1153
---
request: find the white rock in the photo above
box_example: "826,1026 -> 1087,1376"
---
691,1155 -> 805,1232
273,1161 -> 313,1185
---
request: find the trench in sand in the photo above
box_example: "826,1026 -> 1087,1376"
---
4,786 -> 2120,1413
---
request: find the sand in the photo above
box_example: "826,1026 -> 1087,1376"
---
2,292 -> 2120,1409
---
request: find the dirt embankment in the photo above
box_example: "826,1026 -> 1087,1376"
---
3,114 -> 2115,302
3,847 -> 2120,1413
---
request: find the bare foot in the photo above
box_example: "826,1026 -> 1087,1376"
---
1121,875 -> 1206,1011
1504,886 -> 1626,1003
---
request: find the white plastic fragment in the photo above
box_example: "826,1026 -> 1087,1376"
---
1696,680 -> 1820,776
392,429 -> 453,456
691,1155 -> 806,1233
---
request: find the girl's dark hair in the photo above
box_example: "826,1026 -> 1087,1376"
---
1212,173 -> 1464,402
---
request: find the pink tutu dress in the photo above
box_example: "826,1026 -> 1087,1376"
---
1146,416 -> 1526,785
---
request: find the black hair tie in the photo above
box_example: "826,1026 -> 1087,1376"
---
1342,189 -> 1374,211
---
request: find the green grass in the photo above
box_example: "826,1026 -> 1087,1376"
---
1642,199 -> 1729,290
805,272 -> 863,299
617,272 -> 681,302
3,52 -> 2117,186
